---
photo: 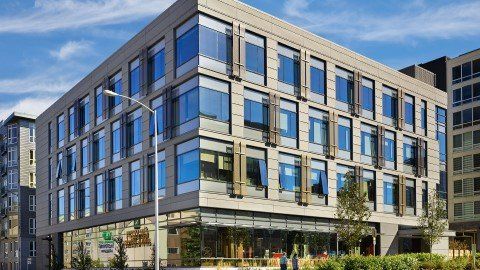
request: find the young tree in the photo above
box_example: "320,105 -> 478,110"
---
109,236 -> 129,269
418,191 -> 447,257
335,172 -> 372,254
46,242 -> 63,270
71,241 -> 93,270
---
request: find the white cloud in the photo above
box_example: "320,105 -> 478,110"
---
50,40 -> 93,60
283,0 -> 480,42
0,71 -> 77,95
0,96 -> 59,121
0,0 -> 175,34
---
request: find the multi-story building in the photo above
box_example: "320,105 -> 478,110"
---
446,49 -> 480,246
35,0 -> 448,268
0,112 -> 37,270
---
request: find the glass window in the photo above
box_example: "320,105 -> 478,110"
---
338,117 -> 351,152
383,178 -> 398,206
244,91 -> 269,131
462,62 -> 472,79
363,170 -> 376,203
280,100 -> 297,139
404,94 -> 414,125
149,48 -> 166,84
177,149 -> 200,184
95,175 -> 104,214
148,155 -> 166,197
66,147 -> 76,177
150,97 -> 164,136
127,110 -> 142,148
79,97 -> 90,130
310,60 -> 325,95
176,25 -> 199,67
108,168 -> 122,211
68,106 -> 75,139
422,181 -> 428,209
129,59 -> 140,97
199,25 -> 232,64
112,120 -> 121,158
95,86 -> 103,120
246,155 -> 267,187
173,88 -> 199,125
279,155 -> 300,192
335,68 -> 353,104
278,46 -> 299,86
199,87 -> 230,121
403,137 -> 416,166
81,139 -> 88,174
362,82 -> 374,112
361,124 -> 377,157
473,59 -> 480,76
384,130 -> 396,162
453,88 -> 461,106
382,89 -> 397,119
130,161 -> 141,206
336,165 -> 353,192
57,114 -> 65,144
109,73 -> 122,108
406,179 -> 416,210
68,185 -> 75,221
200,149 -> 233,182
438,132 -> 446,162
246,33 -> 265,75
452,65 -> 461,82
421,100 -> 427,130
311,160 -> 328,195
462,85 -> 472,103
309,109 -> 328,146
78,180 -> 90,218
93,130 -> 105,167
57,189 -> 65,223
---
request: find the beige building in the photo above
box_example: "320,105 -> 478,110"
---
35,0 -> 448,268
447,49 -> 480,245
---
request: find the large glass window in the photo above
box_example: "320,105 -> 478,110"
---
93,130 -> 105,169
309,108 -> 328,153
57,114 -> 65,147
310,58 -> 325,96
420,100 -> 427,130
246,32 -> 265,76
246,147 -> 268,187
403,136 -> 416,167
95,174 -> 104,214
384,130 -> 396,163
68,185 -> 75,221
177,149 -> 200,184
436,106 -> 447,163
244,89 -> 269,131
311,160 -> 328,196
382,87 -> 397,119
111,120 -> 121,162
362,78 -> 374,113
130,161 -> 141,206
383,175 -> 398,211
108,167 -> 122,211
147,152 -> 166,201
199,87 -> 230,121
149,42 -> 166,85
174,87 -> 199,125
335,67 -> 353,104
406,179 -> 416,215
200,149 -> 233,182
176,25 -> 199,68
336,165 -> 353,192
280,99 -> 297,139
95,86 -> 104,123
150,96 -> 165,137
363,170 -> 376,206
278,154 -> 300,192
68,106 -> 75,140
79,96 -> 90,132
127,109 -> 142,150
81,139 -> 89,175
66,146 -> 77,179
277,45 -> 299,87
109,72 -> 122,109
57,189 -> 65,223
361,123 -> 377,164
338,117 -> 351,158
78,180 -> 90,218
129,58 -> 140,97
404,94 -> 415,128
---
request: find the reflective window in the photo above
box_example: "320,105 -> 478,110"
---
362,79 -> 374,112
78,180 -> 90,218
95,86 -> 103,120
150,97 -> 164,136
361,124 -> 377,157
384,131 -> 396,162
403,136 -> 416,166
148,156 -> 166,195
69,185 -> 75,221
79,96 -> 90,130
310,59 -> 325,95
383,175 -> 398,207
173,88 -> 199,125
199,87 -> 230,121
130,161 -> 141,206
127,109 -> 142,148
111,120 -> 121,158
382,87 -> 397,119
406,179 -> 416,209
421,100 -> 427,130
246,148 -> 268,187
405,94 -> 414,125
176,25 -> 199,67
130,59 -> 140,97
69,106 -> 75,139
311,160 -> 328,195
200,149 -> 233,182
177,149 -> 200,184
81,139 -> 88,174
363,170 -> 376,204
108,168 -> 122,211
93,130 -> 105,167
338,117 -> 351,152
278,45 -> 299,86
149,48 -> 165,84
280,100 -> 297,139
57,189 -> 65,223
95,175 -> 104,214
66,147 -> 76,178
246,32 -> 265,75
57,114 -> 65,144
336,165 -> 353,192
335,68 -> 353,104
309,108 -> 328,146
278,154 -> 300,192
244,89 -> 269,130
199,25 -> 232,63
109,73 -> 122,108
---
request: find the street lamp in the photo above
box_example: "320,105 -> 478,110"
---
103,89 -> 160,270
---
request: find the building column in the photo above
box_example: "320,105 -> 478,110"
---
379,223 -> 398,255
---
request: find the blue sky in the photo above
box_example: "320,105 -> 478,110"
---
0,0 -> 479,120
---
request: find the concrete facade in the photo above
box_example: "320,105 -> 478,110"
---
0,113 -> 37,270
35,0 -> 448,268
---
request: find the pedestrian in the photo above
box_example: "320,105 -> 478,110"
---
292,254 -> 299,270
280,252 -> 288,270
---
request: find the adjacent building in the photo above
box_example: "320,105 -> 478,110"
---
35,0 -> 448,268
0,113 -> 37,270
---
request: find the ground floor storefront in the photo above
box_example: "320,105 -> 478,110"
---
46,208 -> 442,268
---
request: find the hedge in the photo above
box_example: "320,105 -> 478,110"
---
315,253 -> 473,270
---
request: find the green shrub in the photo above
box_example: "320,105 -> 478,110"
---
316,259 -> 343,270
444,256 -> 469,270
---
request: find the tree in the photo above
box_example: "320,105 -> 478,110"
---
335,172 -> 372,254
71,241 -> 93,270
46,242 -> 63,270
418,191 -> 447,257
109,236 -> 129,269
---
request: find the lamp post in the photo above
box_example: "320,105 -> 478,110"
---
103,90 -> 160,270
